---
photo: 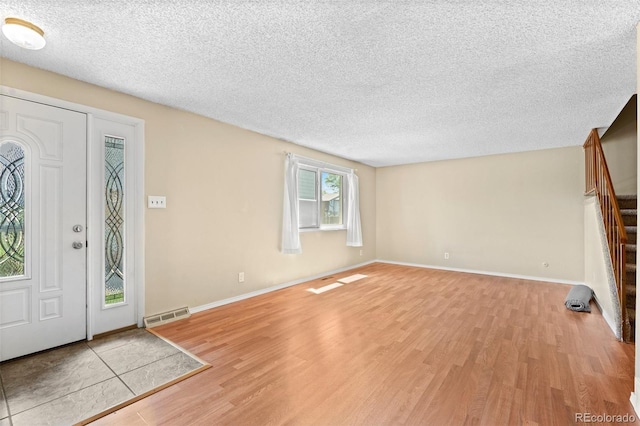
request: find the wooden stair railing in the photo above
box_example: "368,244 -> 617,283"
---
583,128 -> 629,340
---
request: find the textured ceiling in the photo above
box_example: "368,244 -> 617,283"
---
1,1 -> 638,167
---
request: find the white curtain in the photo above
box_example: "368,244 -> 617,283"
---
346,171 -> 363,247
281,153 -> 302,254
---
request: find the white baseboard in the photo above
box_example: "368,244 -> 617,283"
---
190,260 -> 376,314
191,259 -> 585,315
592,294 -> 621,340
631,378 -> 640,418
375,259 -> 584,286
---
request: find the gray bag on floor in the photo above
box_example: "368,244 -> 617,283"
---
564,284 -> 593,312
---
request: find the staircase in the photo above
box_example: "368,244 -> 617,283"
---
584,129 -> 633,342
620,194 -> 637,342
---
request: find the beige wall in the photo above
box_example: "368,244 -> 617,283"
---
0,58 -> 592,317
376,146 -> 585,282
601,95 -> 637,195
0,59 -> 376,315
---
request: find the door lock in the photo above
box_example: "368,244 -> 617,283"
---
73,225 -> 83,233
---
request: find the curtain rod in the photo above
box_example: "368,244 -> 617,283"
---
283,151 -> 358,173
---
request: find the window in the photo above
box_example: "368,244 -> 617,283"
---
104,136 -> 125,305
282,153 -> 362,253
0,142 -> 26,277
298,168 -> 318,228
321,172 -> 343,226
297,165 -> 347,230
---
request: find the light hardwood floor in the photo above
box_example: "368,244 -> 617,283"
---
94,263 -> 638,425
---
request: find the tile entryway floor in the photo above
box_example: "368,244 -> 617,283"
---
0,328 -> 205,426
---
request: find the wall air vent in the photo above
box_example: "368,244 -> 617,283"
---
144,307 -> 191,328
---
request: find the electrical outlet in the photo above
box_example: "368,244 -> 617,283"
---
359,250 -> 363,256
444,252 -> 449,260
238,272 -> 245,283
148,196 -> 166,209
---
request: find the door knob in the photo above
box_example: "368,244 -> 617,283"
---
72,241 -> 83,249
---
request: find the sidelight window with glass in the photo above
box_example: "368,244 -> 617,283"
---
104,136 -> 125,305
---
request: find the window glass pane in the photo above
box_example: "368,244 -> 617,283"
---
105,136 -> 125,305
0,142 -> 25,277
321,172 -> 342,226
298,169 -> 316,200
299,199 -> 319,228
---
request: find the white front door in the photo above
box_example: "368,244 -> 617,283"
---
0,95 -> 87,361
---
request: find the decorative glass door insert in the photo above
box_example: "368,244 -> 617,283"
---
0,142 -> 25,278
104,136 -> 125,305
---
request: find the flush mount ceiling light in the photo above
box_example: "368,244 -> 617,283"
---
2,17 -> 46,50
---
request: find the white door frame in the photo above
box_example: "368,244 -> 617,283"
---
0,86 -> 145,340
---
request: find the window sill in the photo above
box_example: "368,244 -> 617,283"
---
299,226 -> 346,233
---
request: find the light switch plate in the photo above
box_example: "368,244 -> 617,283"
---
148,196 -> 166,209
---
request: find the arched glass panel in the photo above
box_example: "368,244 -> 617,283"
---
0,142 -> 25,277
